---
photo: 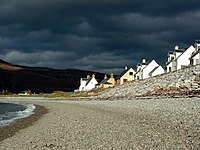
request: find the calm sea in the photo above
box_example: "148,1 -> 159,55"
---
0,102 -> 35,127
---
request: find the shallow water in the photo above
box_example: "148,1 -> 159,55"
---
0,102 -> 35,127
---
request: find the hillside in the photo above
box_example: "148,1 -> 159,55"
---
0,59 -> 105,93
99,65 -> 200,100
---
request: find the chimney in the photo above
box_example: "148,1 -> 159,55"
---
175,45 -> 179,50
87,75 -> 90,79
110,73 -> 114,78
142,59 -> 146,63
104,74 -> 107,79
125,66 -> 128,70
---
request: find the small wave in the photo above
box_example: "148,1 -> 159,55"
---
0,103 -> 36,127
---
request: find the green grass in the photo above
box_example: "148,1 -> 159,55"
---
42,91 -> 74,98
0,91 -> 74,98
0,88 -> 109,99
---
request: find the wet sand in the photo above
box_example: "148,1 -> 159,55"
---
0,105 -> 48,141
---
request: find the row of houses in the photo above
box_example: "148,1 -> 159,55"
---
78,39 -> 200,92
166,40 -> 200,72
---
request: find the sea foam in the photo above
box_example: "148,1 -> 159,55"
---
0,103 -> 36,127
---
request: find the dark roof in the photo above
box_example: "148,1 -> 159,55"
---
175,49 -> 185,52
116,69 -> 129,79
102,82 -> 112,85
100,78 -> 109,84
195,40 -> 200,44
168,51 -> 174,55
142,60 -> 157,71
82,78 -> 89,81
141,62 -> 149,65
135,69 -> 141,75
190,49 -> 200,59
86,78 -> 92,86
166,60 -> 173,65
149,66 -> 159,76
176,45 -> 194,61
117,68 -> 135,79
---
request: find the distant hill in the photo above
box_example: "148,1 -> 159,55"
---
0,59 -> 105,93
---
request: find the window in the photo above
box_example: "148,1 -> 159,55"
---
169,67 -> 171,72
129,72 -> 133,75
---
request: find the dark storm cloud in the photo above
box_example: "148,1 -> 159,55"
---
0,0 -> 200,73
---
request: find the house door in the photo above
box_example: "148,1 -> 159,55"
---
123,79 -> 128,83
169,67 -> 171,72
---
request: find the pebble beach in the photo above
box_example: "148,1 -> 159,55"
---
0,97 -> 199,149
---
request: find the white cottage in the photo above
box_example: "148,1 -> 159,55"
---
166,46 -> 185,72
190,40 -> 200,65
176,45 -> 195,70
142,60 -> 162,79
149,65 -> 165,77
135,59 -> 148,80
79,74 -> 98,91
135,59 -> 164,80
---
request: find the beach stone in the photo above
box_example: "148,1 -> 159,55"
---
0,98 -> 199,149
98,65 -> 199,99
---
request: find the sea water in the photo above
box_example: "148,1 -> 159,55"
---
0,102 -> 36,127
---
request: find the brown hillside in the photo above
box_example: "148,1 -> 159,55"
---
0,60 -> 105,93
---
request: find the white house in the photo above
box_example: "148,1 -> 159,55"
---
190,40 -> 200,65
149,65 -> 165,77
176,45 -> 195,70
79,74 -> 98,91
166,46 -> 185,72
142,60 -> 161,79
135,59 -> 164,80
135,59 -> 148,80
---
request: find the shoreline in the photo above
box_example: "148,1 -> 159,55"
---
0,104 -> 48,142
0,97 -> 199,149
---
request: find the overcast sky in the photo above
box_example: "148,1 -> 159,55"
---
0,0 -> 200,73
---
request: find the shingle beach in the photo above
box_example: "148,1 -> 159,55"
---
0,97 -> 199,149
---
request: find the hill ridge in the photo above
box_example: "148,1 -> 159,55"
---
0,59 -> 105,93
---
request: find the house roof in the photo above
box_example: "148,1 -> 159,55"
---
166,47 -> 185,65
148,66 -> 159,76
175,49 -> 185,53
102,82 -> 112,85
141,62 -> 149,65
195,39 -> 200,44
175,45 -> 194,61
82,78 -> 89,81
86,78 -> 92,86
116,68 -> 134,79
166,59 -> 173,65
100,78 -> 109,84
116,69 -> 129,79
142,60 -> 158,72
135,69 -> 141,75
168,51 -> 174,55
190,49 -> 200,60
137,61 -> 149,66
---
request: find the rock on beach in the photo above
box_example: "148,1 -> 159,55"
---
0,97 -> 199,149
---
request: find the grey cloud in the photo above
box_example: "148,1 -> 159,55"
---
0,50 -> 76,68
0,0 -> 199,73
